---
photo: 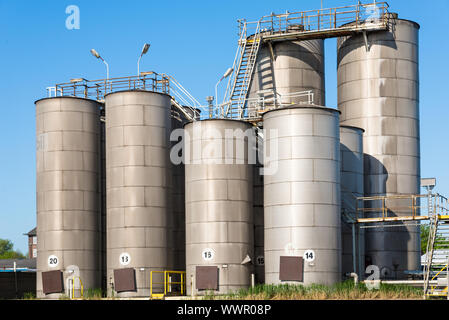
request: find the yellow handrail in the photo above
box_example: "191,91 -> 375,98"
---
70,276 -> 84,299
430,263 -> 448,292
150,270 -> 186,299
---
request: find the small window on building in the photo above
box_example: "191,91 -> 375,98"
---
33,236 -> 37,245
32,248 -> 37,258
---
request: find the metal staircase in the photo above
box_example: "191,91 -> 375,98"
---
223,21 -> 262,119
423,194 -> 449,298
221,2 -> 390,121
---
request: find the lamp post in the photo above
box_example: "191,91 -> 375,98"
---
90,49 -> 109,80
215,67 -> 234,116
138,43 -> 151,77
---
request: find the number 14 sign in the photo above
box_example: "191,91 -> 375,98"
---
303,250 -> 315,262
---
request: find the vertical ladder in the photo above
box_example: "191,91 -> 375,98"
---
224,21 -> 262,119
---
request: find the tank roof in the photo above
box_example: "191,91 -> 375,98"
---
34,95 -> 104,105
262,104 -> 341,117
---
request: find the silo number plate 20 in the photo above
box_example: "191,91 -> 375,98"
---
48,255 -> 59,268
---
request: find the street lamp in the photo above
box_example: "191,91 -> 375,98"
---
215,67 -> 234,112
90,49 -> 109,80
138,43 -> 151,77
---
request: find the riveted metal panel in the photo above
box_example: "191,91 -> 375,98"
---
279,256 -> 303,282
42,270 -> 63,295
338,16 -> 420,278
113,268 -> 136,292
196,266 -> 219,290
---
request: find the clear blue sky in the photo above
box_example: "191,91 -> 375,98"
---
0,0 -> 448,254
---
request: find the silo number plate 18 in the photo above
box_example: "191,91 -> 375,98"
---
119,253 -> 131,266
303,250 -> 315,262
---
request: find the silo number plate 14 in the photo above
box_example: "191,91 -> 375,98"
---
303,250 -> 315,262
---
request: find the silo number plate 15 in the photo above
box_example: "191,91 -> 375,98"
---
119,253 -> 131,266
202,248 -> 215,261
303,250 -> 315,262
48,255 -> 59,268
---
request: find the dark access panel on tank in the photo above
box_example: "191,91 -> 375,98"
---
196,266 -> 219,290
279,256 -> 304,281
42,270 -> 64,294
114,268 -> 136,292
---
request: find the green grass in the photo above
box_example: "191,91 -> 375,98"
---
203,280 -> 423,300
84,288 -> 105,300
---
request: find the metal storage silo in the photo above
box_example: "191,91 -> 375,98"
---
249,39 -> 325,105
263,105 -> 341,285
35,96 -> 101,298
105,90 -> 171,297
340,126 -> 364,278
337,14 -> 420,277
185,119 -> 254,294
170,106 -> 200,271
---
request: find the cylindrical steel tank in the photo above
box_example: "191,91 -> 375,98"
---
337,15 -> 420,277
340,126 -> 364,278
249,39 -> 325,105
263,105 -> 341,285
105,90 -> 172,297
35,97 -> 101,298
170,106 -> 200,271
185,119 -> 254,294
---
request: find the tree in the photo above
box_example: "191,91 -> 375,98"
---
0,239 -> 14,256
420,225 -> 446,254
0,239 -> 26,259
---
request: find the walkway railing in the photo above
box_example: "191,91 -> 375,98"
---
239,2 -> 389,40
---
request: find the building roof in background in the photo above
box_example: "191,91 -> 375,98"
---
23,227 -> 36,237
0,258 -> 36,270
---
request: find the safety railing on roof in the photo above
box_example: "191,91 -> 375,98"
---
239,2 -> 389,40
355,194 -> 449,222
48,72 -> 170,101
217,90 -> 314,121
46,72 -> 207,121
